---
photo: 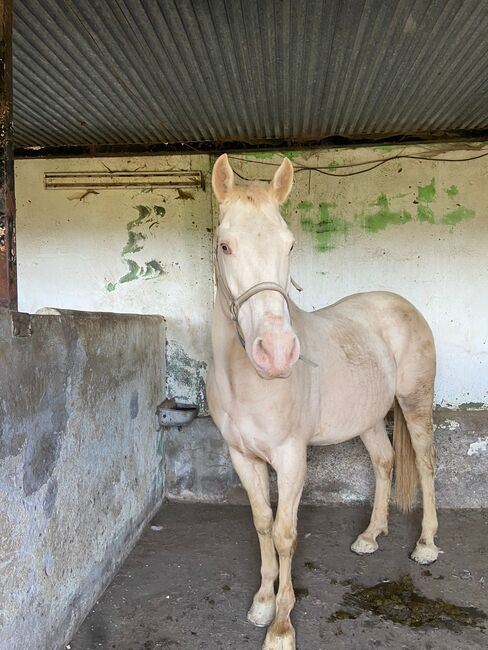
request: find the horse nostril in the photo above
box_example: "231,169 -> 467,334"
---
252,337 -> 270,367
289,335 -> 300,365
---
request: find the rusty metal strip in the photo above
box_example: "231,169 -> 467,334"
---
0,0 -> 17,310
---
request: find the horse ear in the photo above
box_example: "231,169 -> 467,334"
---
271,158 -> 294,204
212,154 -> 234,202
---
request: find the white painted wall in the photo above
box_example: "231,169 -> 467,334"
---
15,143 -> 488,408
15,155 -> 213,408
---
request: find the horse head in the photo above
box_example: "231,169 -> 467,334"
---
212,153 -> 300,379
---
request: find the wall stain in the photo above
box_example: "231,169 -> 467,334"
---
299,201 -> 349,251
442,207 -> 475,225
362,194 -> 412,233
242,150 -> 303,161
176,189 -> 195,201
458,401 -> 484,410
281,199 -> 291,224
416,204 -> 435,224
23,430 -> 62,497
166,340 -> 208,411
129,390 -> 139,420
445,185 -> 459,197
417,178 -> 436,203
106,204 -> 167,291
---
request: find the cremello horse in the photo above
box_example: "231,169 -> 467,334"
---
207,154 -> 439,650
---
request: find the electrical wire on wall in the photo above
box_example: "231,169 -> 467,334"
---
228,148 -> 488,181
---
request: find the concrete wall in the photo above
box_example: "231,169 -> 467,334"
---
0,308 -> 165,650
229,145 -> 488,408
15,155 -> 213,411
164,412 -> 488,509
13,143 -> 488,513
15,142 -> 488,409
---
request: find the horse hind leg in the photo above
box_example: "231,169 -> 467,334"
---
396,394 -> 439,564
351,420 -> 394,555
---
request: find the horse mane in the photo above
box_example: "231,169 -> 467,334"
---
225,183 -> 273,207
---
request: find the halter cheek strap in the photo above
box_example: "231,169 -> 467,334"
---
214,248 -> 318,368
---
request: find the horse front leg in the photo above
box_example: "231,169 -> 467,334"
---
229,447 -> 278,627
263,443 -> 307,650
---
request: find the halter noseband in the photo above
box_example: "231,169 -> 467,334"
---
214,247 -> 318,367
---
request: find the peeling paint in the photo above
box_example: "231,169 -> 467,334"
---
166,340 -> 208,411
108,205 -> 167,291
119,259 -> 141,284
362,194 -> 412,232
467,437 -> 488,456
438,419 -> 461,431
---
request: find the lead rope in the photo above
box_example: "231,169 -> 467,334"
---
214,249 -> 318,369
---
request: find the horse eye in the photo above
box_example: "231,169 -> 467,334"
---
220,243 -> 232,255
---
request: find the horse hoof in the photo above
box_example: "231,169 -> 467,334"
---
351,535 -> 378,555
248,600 -> 276,627
411,542 -> 439,565
262,627 -> 296,650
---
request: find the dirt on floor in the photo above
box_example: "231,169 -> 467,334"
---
70,503 -> 488,650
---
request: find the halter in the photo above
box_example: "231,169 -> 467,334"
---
214,247 -> 318,367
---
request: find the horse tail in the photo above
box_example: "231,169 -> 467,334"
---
393,398 -> 418,512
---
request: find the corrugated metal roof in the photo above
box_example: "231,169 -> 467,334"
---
12,0 -> 488,148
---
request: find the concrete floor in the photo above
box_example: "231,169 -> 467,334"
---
70,504 -> 488,650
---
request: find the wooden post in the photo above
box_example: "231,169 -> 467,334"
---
0,0 -> 17,310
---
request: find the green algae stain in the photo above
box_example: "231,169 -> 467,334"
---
458,401 -> 484,410
107,204 -> 167,291
153,205 -> 166,217
119,259 -> 141,284
128,204 -> 151,230
142,260 -> 166,279
417,205 -> 435,224
442,206 -> 475,225
328,160 -> 339,171
281,199 -> 291,224
298,200 -> 314,226
242,150 -> 303,162
362,194 -> 412,233
417,178 -> 436,203
315,202 -> 349,251
445,185 -> 459,197
242,151 -> 277,160
333,575 -> 486,631
298,201 -> 349,252
122,230 -> 146,255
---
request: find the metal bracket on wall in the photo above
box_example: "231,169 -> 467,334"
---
44,170 -> 204,190
11,312 -> 32,337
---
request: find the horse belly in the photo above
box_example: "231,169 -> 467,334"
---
311,355 -> 396,445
